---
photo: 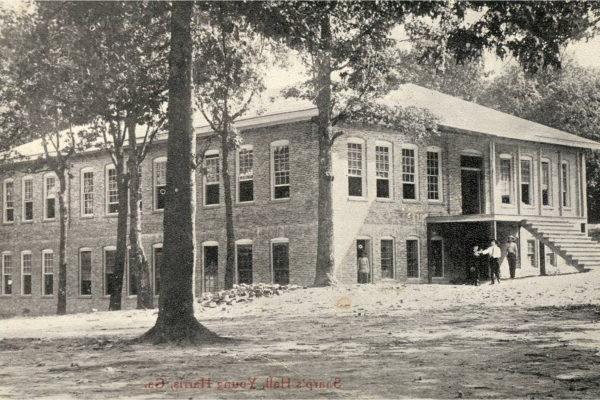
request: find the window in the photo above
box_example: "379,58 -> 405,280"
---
2,253 -> 12,295
104,247 -> 116,296
106,166 -> 118,214
426,149 -> 441,201
406,239 -> 419,278
79,249 -> 92,296
42,250 -> 54,296
203,243 -> 219,292
153,244 -> 162,296
81,168 -> 94,216
204,151 -> 220,206
128,254 -> 137,296
154,158 -> 167,210
237,146 -> 254,203
561,161 -> 570,207
22,177 -> 33,221
44,174 -> 56,219
499,156 -> 512,204
380,239 -> 394,279
375,145 -> 391,199
3,179 -> 14,223
527,240 -> 536,268
236,241 -> 253,284
546,250 -> 556,267
271,141 -> 290,199
402,147 -> 417,200
520,158 -> 532,205
271,239 -> 289,285
541,160 -> 551,206
21,251 -> 32,295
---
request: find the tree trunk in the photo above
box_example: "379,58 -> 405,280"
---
221,132 -> 236,289
314,15 -> 335,287
127,122 -> 154,309
140,1 -> 217,343
109,159 -> 129,311
56,169 -> 69,315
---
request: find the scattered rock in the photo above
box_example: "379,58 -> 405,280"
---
197,283 -> 302,309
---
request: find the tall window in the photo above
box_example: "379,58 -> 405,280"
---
236,241 -> 253,284
271,141 -> 290,199
42,250 -> 54,296
44,174 -> 56,219
3,179 -> 14,223
347,142 -> 364,197
380,239 -> 394,279
22,177 -> 33,221
426,149 -> 441,200
272,239 -> 289,285
2,253 -> 12,295
375,145 -> 390,199
527,240 -> 536,268
79,249 -> 92,296
204,151 -> 220,206
104,247 -> 116,296
154,158 -> 167,210
406,239 -> 419,278
203,243 -> 219,292
153,244 -> 163,296
21,251 -> 32,295
237,146 -> 254,203
106,166 -> 118,214
520,158 -> 532,205
561,161 -> 570,207
81,169 -> 94,216
402,147 -> 417,200
541,160 -> 551,206
499,156 -> 512,204
128,255 -> 137,296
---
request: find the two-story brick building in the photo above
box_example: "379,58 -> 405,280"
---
1,84 -> 600,315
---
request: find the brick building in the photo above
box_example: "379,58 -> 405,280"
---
1,84 -> 600,316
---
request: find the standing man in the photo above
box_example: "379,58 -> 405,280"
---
357,247 -> 370,284
478,239 -> 502,284
506,236 -> 519,279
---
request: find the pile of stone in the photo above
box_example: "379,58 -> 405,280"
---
198,283 -> 301,308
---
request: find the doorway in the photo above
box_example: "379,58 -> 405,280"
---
356,239 -> 371,283
461,155 -> 484,215
430,237 -> 444,278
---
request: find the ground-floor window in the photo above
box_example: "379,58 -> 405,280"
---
153,245 -> 162,296
2,253 -> 12,295
430,238 -> 444,278
236,243 -> 253,284
546,250 -> 556,267
128,255 -> 137,296
380,239 -> 394,279
203,244 -> 219,292
42,250 -> 53,295
527,240 -> 536,268
406,240 -> 419,278
79,249 -> 92,296
21,251 -> 32,295
104,248 -> 116,296
272,240 -> 289,285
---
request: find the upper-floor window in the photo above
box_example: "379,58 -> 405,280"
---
106,166 -> 118,215
237,146 -> 254,203
44,174 -> 57,220
426,148 -> 442,201
375,144 -> 391,199
271,140 -> 290,200
520,158 -> 532,206
402,146 -> 417,200
79,248 -> 92,296
561,161 -> 570,208
3,179 -> 14,223
22,177 -> 33,221
2,252 -> 12,295
42,249 -> 54,296
21,251 -> 32,295
541,159 -> 551,206
499,155 -> 512,204
154,157 -> 167,210
81,168 -> 94,216
347,140 -> 364,197
204,150 -> 220,206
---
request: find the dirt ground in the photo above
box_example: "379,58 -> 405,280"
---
1,270 -> 600,399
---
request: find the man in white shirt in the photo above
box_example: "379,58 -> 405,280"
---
478,239 -> 502,284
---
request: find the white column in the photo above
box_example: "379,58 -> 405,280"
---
489,140 -> 496,215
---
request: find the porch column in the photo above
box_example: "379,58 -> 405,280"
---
489,140 -> 496,215
445,139 -> 451,214
537,147 -> 542,216
516,146 -> 522,215
558,151 -> 563,216
581,152 -> 588,220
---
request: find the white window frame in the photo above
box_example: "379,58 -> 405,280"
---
3,178 -> 14,224
236,145 -> 254,203
43,173 -> 57,221
426,146 -> 443,202
561,160 -> 571,208
430,236 -> 445,278
103,246 -> 116,297
152,243 -> 163,296
22,176 -> 34,222
405,237 -> 420,280
153,156 -> 167,211
235,239 -> 253,285
499,153 -> 514,205
20,250 -> 32,296
347,137 -> 366,199
80,167 -> 95,217
105,165 -> 118,215
270,140 -> 291,201
41,249 -> 54,296
401,144 -> 419,201
375,140 -> 393,200
2,251 -> 12,295
380,237 -> 395,279
520,156 -> 534,206
201,240 -> 219,293
203,149 -> 221,206
79,247 -> 93,296
541,158 -> 552,207
270,237 -> 290,284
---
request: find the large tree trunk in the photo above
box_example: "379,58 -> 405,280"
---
314,15 -> 335,287
127,122 -> 153,309
140,1 -> 217,343
109,159 -> 129,311
56,169 -> 69,315
221,132 -> 236,290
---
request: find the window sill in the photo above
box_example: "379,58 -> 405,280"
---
105,213 -> 118,218
127,295 -> 138,298
42,219 -> 57,223
80,215 -> 94,219
542,206 -> 554,210
375,197 -> 394,203
402,199 -> 420,204
0,294 -> 12,297
152,209 -> 165,214
203,204 -> 221,209
41,295 -> 54,298
270,197 -> 291,203
22,220 -> 34,224
78,295 -> 92,299
348,196 -> 368,202
20,294 -> 32,297
427,199 -> 444,204
3,221 -> 14,225
236,200 -> 256,206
